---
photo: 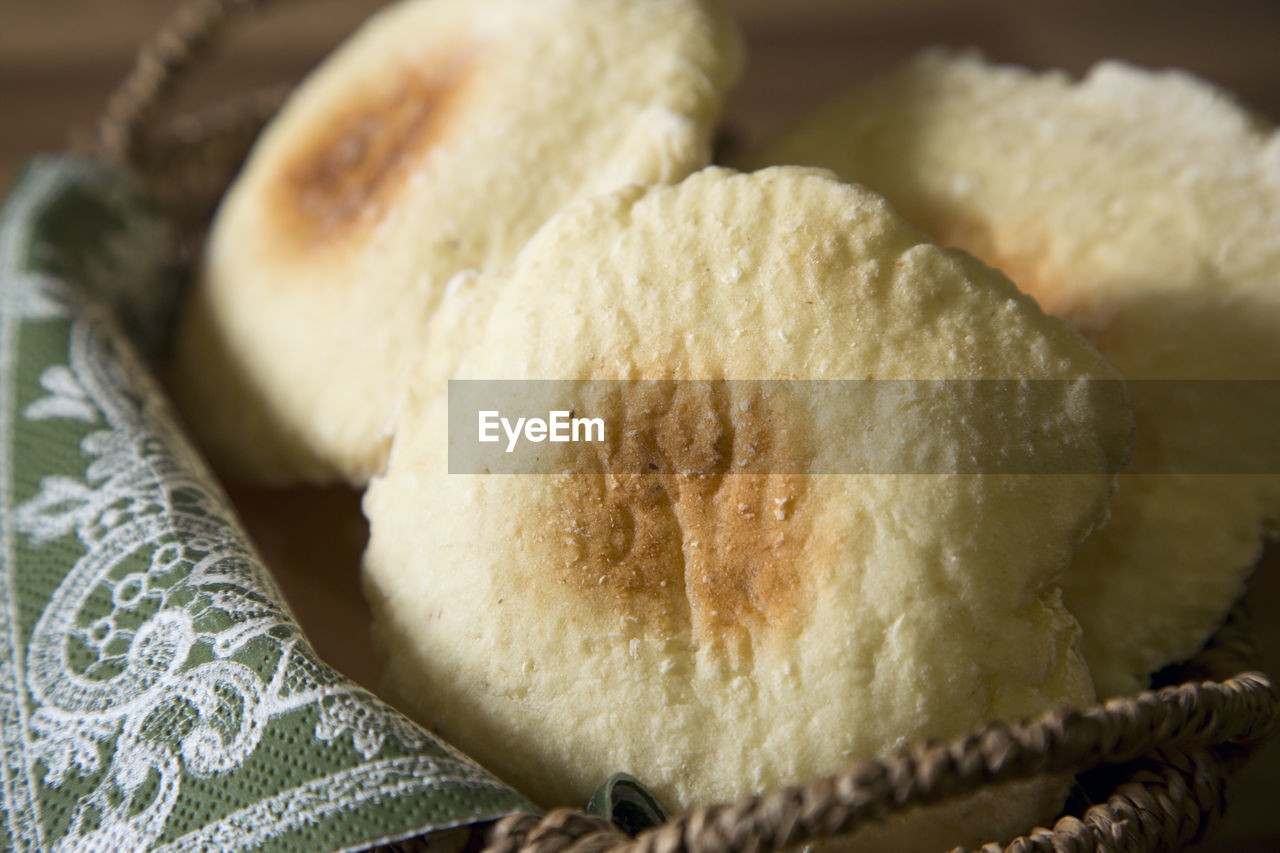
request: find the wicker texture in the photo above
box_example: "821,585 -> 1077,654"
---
481,611 -> 1273,853
95,0 -> 274,163
96,2 -> 1279,851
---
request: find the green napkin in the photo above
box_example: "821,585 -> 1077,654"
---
0,157 -> 533,852
585,773 -> 668,837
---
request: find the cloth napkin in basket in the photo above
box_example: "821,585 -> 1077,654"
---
0,156 -> 533,853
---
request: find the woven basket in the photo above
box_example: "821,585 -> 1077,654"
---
89,1 -> 1280,851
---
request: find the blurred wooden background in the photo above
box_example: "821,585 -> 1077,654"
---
3,1 -> 1279,850
5,0 -> 1280,184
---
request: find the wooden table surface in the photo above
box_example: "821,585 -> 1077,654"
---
4,1 -> 1279,850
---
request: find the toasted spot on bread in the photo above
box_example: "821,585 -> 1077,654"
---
925,213 -> 1092,334
270,56 -> 474,250
557,382 -> 810,650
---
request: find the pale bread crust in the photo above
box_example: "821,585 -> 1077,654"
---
746,52 -> 1280,698
362,168 -> 1130,844
168,0 -> 743,484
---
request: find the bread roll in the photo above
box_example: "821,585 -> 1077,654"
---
362,167 -> 1131,847
744,51 -> 1280,697
169,0 -> 743,484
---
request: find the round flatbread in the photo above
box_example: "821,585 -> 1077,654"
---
743,51 -> 1280,698
169,0 -> 743,484
362,167 -> 1131,846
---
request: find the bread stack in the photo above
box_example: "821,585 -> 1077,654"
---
169,1 -> 1279,848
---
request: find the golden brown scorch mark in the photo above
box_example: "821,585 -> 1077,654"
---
269,55 -> 476,250
558,382 -> 813,653
926,211 -> 1096,337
